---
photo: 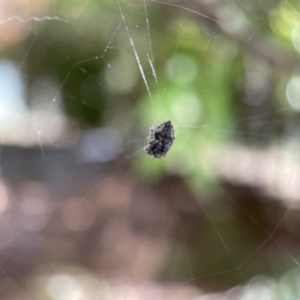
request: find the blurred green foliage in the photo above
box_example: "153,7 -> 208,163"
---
2,0 -> 300,183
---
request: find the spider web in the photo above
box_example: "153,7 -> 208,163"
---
1,0 -> 300,299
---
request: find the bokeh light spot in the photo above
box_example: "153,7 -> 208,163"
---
47,274 -> 83,300
171,92 -> 201,126
291,25 -> 300,53
19,182 -> 51,215
0,181 -> 9,214
166,54 -> 198,85
286,75 -> 300,111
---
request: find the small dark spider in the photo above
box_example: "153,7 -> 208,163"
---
144,120 -> 175,158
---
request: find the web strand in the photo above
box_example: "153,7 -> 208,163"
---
151,0 -> 219,23
117,0 -> 153,104
142,0 -> 154,62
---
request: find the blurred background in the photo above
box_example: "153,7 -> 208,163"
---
1,0 -> 300,299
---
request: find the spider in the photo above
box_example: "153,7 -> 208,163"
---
144,120 -> 175,158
